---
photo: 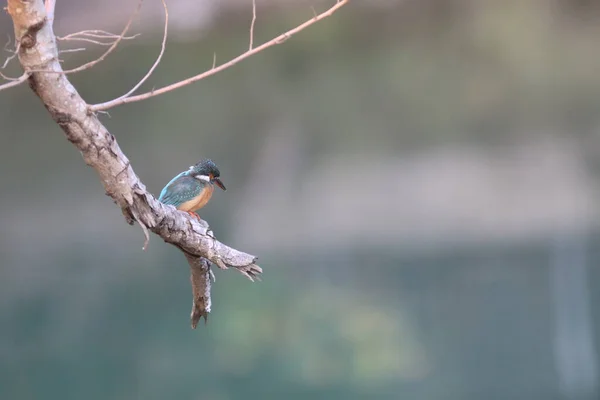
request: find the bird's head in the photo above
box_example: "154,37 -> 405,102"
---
189,159 -> 226,190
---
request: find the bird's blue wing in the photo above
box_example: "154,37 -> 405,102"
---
158,172 -> 202,208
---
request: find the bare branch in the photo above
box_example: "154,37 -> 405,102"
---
89,0 -> 348,112
6,0 -> 342,322
3,35 -> 12,50
59,47 -> 87,54
60,30 -> 140,40
106,0 -> 168,103
187,255 -> 212,328
57,31 -> 140,47
2,42 -> 20,69
0,72 -> 29,91
57,37 -> 135,46
249,0 -> 257,50
6,0 -> 261,325
311,6 -> 318,18
0,70 -> 18,80
57,37 -> 114,46
30,0 -> 144,74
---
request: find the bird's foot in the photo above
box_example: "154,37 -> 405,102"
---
187,211 -> 201,221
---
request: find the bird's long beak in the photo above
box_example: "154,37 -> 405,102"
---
213,178 -> 226,191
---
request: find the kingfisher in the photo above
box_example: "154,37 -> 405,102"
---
158,159 -> 226,219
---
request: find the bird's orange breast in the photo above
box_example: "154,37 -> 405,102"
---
177,185 -> 215,212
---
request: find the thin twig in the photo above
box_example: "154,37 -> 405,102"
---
90,0 -> 348,111
58,37 -> 122,46
311,6 -> 318,18
0,72 -> 29,91
2,42 -> 20,69
57,31 -> 140,48
0,70 -> 18,80
249,0 -> 257,50
57,32 -> 140,47
3,35 -> 12,51
59,48 -> 87,54
107,0 -> 168,103
60,30 -> 140,40
31,0 -> 144,74
57,37 -> 114,46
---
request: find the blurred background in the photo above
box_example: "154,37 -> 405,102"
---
2,0 -> 600,399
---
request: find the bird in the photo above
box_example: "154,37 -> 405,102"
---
158,159 -> 226,220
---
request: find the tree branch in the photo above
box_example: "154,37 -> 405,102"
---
108,0 -> 168,102
6,0 -> 345,324
187,255 -> 212,328
57,31 -> 140,46
6,0 -> 261,325
59,30 -> 140,40
249,0 -> 257,51
2,41 -> 20,69
89,0 -> 348,112
29,0 -> 143,74
0,71 -> 29,91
